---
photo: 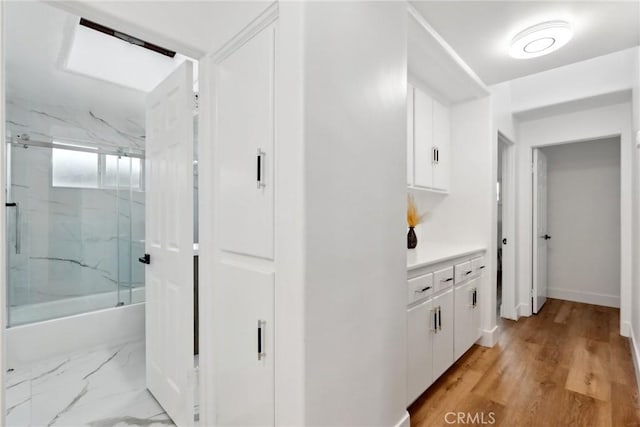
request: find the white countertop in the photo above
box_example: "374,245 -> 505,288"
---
407,243 -> 486,271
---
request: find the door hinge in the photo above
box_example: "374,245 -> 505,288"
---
193,92 -> 199,114
530,288 -> 534,298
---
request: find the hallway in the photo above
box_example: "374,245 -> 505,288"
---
409,298 -> 639,426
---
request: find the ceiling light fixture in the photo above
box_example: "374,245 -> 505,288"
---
509,20 -> 573,59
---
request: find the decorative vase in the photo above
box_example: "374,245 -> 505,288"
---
408,227 -> 417,249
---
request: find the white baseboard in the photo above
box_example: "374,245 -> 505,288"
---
499,304 -> 518,321
628,324 -> 640,395
394,411 -> 410,427
622,320 -> 631,337
478,325 -> 498,347
517,302 -> 531,317
547,288 -> 620,308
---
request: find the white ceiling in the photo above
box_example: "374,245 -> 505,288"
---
412,1 -> 640,85
4,1 -> 146,122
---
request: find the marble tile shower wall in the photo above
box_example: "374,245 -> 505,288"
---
6,97 -> 144,151
6,97 -> 145,313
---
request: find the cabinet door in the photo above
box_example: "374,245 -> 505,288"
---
432,289 -> 454,380
217,25 -> 275,259
407,85 -> 414,186
432,99 -> 450,191
413,88 -> 434,188
214,263 -> 275,426
407,298 -> 434,404
454,278 -> 478,360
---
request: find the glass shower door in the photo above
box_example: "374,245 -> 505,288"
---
5,142 -> 144,327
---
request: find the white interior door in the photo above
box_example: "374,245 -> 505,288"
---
532,148 -> 548,314
145,61 -> 194,427
500,138 -> 516,319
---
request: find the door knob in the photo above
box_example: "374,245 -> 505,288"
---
138,254 -> 151,264
543,234 -> 552,240
502,238 -> 507,245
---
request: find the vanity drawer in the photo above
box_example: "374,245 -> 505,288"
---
433,266 -> 454,292
408,273 -> 433,304
455,261 -> 473,284
471,256 -> 486,275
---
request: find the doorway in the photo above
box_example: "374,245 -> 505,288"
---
3,2 -> 200,425
532,137 -> 621,313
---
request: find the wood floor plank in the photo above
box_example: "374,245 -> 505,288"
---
611,381 -> 640,427
565,337 -> 611,401
409,299 -> 639,427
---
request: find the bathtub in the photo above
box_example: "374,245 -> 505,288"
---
6,288 -> 145,369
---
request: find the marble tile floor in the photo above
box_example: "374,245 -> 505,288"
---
6,340 -> 175,427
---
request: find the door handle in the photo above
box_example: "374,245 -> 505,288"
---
543,234 -> 552,240
415,286 -> 431,294
138,254 -> 150,264
502,237 -> 507,245
257,320 -> 266,360
437,306 -> 442,330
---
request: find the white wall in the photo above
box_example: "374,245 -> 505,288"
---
630,46 -> 640,380
509,48 -> 637,113
542,138 -> 621,307
517,102 -> 633,333
1,1 -> 6,419
302,3 -> 408,426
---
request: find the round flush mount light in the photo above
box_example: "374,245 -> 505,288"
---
509,21 -> 573,59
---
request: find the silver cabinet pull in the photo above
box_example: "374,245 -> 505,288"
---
257,320 -> 266,360
256,149 -> 266,189
431,308 -> 438,333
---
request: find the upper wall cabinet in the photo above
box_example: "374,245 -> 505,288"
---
408,85 -> 450,193
217,24 -> 276,260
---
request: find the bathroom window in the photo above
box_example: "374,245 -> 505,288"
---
52,148 -> 99,188
52,148 -> 143,190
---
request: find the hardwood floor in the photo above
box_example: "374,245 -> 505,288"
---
408,298 -> 640,426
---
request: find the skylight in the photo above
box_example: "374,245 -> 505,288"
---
63,19 -> 194,93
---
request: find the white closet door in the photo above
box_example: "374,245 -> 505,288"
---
432,99 -> 450,191
214,263 -> 274,426
533,149 -> 549,313
145,61 -> 194,427
413,88 -> 434,188
217,24 -> 275,260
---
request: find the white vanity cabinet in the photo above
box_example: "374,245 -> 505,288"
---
431,288 -> 454,380
407,296 -> 434,404
407,84 -> 451,193
453,276 -> 480,360
406,249 -> 485,405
